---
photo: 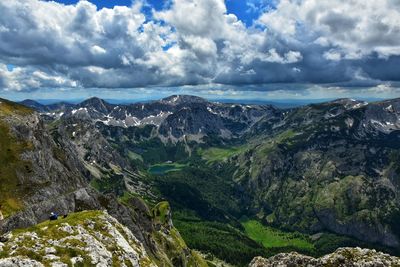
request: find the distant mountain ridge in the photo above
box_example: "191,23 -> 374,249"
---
19,96 -> 387,108
20,95 -> 400,138
21,95 -> 280,142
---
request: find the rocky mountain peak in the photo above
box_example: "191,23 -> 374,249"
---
160,95 -> 208,105
330,98 -> 368,109
78,97 -> 112,113
309,98 -> 368,112
19,99 -> 42,107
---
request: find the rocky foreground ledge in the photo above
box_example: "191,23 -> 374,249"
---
0,210 -> 156,266
0,209 -> 207,266
249,247 -> 400,267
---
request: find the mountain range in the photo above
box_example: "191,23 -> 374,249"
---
0,95 -> 400,266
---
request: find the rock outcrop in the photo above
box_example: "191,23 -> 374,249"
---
1,210 -> 160,266
0,210 -> 207,266
249,247 -> 400,267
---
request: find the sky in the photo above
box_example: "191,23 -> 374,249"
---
0,0 -> 400,101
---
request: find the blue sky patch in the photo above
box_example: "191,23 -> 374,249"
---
6,64 -> 14,72
47,0 -> 269,26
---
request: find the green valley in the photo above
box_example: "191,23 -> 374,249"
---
130,137 -> 400,266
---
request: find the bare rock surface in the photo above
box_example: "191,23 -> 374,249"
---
249,247 -> 400,267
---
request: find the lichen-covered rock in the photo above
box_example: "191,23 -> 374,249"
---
0,257 -> 43,266
249,247 -> 400,267
0,210 -> 157,266
0,209 -> 207,267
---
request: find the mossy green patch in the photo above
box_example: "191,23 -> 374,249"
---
0,211 -> 105,266
14,210 -> 103,235
127,150 -> 143,162
188,251 -> 209,267
198,146 -> 247,164
174,212 -> 269,267
152,201 -> 170,225
241,219 -> 315,251
118,191 -> 136,205
148,162 -> 187,175
0,100 -> 35,217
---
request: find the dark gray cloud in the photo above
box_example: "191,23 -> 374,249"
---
0,0 -> 399,96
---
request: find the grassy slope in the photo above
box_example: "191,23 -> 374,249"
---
13,210 -> 103,234
0,210 -> 170,267
241,219 -> 314,251
148,162 -> 187,175
198,146 -> 247,164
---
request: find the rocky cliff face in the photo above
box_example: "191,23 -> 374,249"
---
0,98 -> 104,232
0,98 -> 207,266
249,247 -> 400,267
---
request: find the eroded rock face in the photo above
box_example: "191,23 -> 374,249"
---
249,247 -> 400,267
